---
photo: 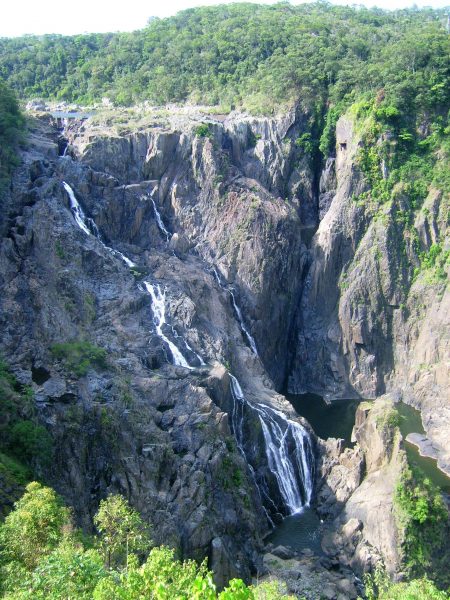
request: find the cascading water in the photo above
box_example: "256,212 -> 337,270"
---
229,290 -> 259,356
63,181 -> 91,236
142,282 -> 192,369
212,268 -> 258,356
151,196 -> 171,242
256,404 -> 313,511
62,182 -> 136,267
229,374 -> 314,519
62,182 -> 204,369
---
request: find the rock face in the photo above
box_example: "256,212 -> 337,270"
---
288,114 -> 450,477
0,109 -> 318,585
1,102 -> 448,585
318,399 -> 406,576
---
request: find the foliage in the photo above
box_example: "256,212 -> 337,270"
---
194,123 -> 212,138
94,494 -> 152,569
416,243 -> 450,283
394,466 -> 450,588
0,79 -> 24,187
0,359 -> 52,476
50,340 -> 107,376
0,4 -> 448,120
3,541 -> 107,600
0,483 -> 296,599
0,482 -> 71,570
364,563 -> 449,600
93,546 -> 217,599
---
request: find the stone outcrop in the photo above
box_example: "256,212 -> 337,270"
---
1,101 -> 448,586
318,398 -> 406,576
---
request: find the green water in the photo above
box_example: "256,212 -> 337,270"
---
287,393 -> 360,444
266,506 -> 324,555
396,402 -> 450,494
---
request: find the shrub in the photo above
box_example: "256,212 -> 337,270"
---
394,466 -> 450,587
194,123 -> 212,138
50,341 -> 107,376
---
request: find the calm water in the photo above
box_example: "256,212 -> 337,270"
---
266,506 -> 324,555
396,402 -> 450,494
287,392 -> 360,444
51,111 -> 94,119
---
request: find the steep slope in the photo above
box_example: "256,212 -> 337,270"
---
0,109 -> 318,585
289,111 -> 449,476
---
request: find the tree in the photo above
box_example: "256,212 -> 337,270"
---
94,494 -> 152,570
0,482 -> 71,570
3,541 -> 106,600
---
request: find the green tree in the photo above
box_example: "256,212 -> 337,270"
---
94,494 -> 152,570
0,482 -> 71,570
3,541 -> 106,600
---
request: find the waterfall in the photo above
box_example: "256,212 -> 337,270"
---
212,268 -> 258,356
142,282 -> 192,369
229,374 -> 314,518
63,181 -> 91,236
62,182 -> 135,267
229,290 -> 259,356
256,404 -> 314,512
62,183 -> 204,369
151,197 -> 171,242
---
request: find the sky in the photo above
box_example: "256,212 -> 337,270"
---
1,0 -> 448,37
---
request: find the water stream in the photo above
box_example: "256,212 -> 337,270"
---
151,196 -> 171,242
229,375 -> 314,521
62,181 -> 136,267
142,282 -> 192,369
62,182 -> 195,368
266,393 -> 361,552
396,402 -> 450,494
212,268 -> 258,356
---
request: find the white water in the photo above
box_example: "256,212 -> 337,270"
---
151,197 -> 171,242
62,182 -> 206,368
212,268 -> 259,356
143,282 -> 192,369
62,182 -> 135,267
229,374 -> 314,517
256,404 -> 313,512
229,290 -> 259,356
63,181 -> 91,235
173,328 -> 206,366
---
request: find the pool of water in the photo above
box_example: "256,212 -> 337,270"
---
266,506 -> 324,555
266,394 -> 361,553
396,402 -> 450,494
287,393 -> 360,444
51,111 -> 94,119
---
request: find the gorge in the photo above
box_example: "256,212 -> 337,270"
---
0,5 -> 449,595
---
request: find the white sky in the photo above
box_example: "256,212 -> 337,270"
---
1,0 -> 448,37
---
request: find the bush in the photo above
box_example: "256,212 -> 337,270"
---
50,341 -> 107,376
0,482 -> 71,570
394,466 -> 450,587
364,564 -> 448,600
8,420 -> 52,465
194,123 -> 212,138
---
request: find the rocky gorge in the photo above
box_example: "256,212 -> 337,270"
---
0,102 -> 448,595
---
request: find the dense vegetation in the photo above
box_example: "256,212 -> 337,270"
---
0,483 -> 293,599
0,3 -> 448,116
394,466 -> 450,589
0,360 -> 52,517
0,81 -> 24,188
0,483 -> 447,599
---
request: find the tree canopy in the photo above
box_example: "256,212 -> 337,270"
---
0,3 -> 448,118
